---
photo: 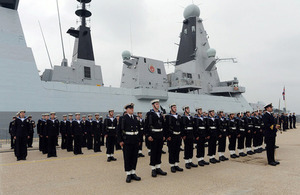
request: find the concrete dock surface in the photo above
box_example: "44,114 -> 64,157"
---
1,127 -> 300,195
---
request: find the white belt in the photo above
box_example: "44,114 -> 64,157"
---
240,129 -> 245,131
255,126 -> 261,128
152,128 -> 163,132
108,127 -> 115,130
230,127 -> 236,130
173,132 -> 181,135
210,127 -> 216,129
185,127 -> 193,130
125,132 -> 138,135
223,129 -> 227,132
198,127 -> 205,130
248,125 -> 253,127
140,128 -> 144,130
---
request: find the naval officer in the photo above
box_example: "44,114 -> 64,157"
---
228,113 -> 239,158
207,110 -> 220,164
12,110 -> 30,161
117,103 -> 141,183
27,115 -> 35,148
86,114 -> 94,150
93,113 -> 102,152
72,113 -> 84,155
145,99 -> 167,177
262,103 -> 280,166
60,115 -> 68,149
37,114 -> 45,152
45,112 -> 59,158
66,114 -> 74,152
103,109 -> 118,162
217,111 -> 229,161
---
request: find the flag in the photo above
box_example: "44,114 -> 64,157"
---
282,86 -> 285,101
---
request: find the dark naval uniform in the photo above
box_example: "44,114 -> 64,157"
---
194,115 -> 210,166
93,120 -> 102,152
37,118 -> 44,151
207,116 -> 220,163
228,117 -> 239,158
253,115 -> 262,153
27,120 -> 35,148
60,120 -> 67,149
45,119 -> 59,157
72,120 -> 84,155
292,114 -> 296,128
9,120 -> 15,149
217,116 -> 228,161
12,117 -> 30,160
86,119 -> 94,150
262,111 -> 279,165
103,117 -> 118,161
81,120 -> 87,147
117,114 -> 141,180
66,120 -> 74,152
245,116 -> 254,155
289,115 -> 293,129
144,109 -> 167,175
165,113 -> 183,172
138,117 -> 145,157
237,116 -> 247,156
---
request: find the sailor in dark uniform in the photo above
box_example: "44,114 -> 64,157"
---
165,103 -> 184,173
117,103 -> 141,183
9,116 -> 16,149
237,113 -> 247,157
292,113 -> 296,128
100,116 -> 105,146
27,116 -> 35,148
60,115 -> 68,149
217,111 -> 229,161
37,114 -> 45,152
228,113 -> 239,158
253,111 -> 262,153
115,114 -> 122,151
194,107 -> 210,166
12,110 -> 30,161
103,109 -> 118,162
262,103 -> 280,166
181,105 -> 198,169
81,115 -> 87,148
207,110 -> 220,164
145,99 -> 167,177
137,112 -> 145,157
66,114 -> 74,152
289,113 -> 293,129
244,111 -> 254,155
86,114 -> 94,150
72,113 -> 84,155
45,112 -> 59,158
42,113 -> 50,154
258,110 -> 266,152
93,113 -> 102,152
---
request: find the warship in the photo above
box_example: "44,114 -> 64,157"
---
0,0 -> 252,137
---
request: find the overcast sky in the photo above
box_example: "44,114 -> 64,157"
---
18,0 -> 300,113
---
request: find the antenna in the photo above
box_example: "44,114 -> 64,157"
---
38,21 -> 53,68
56,0 -> 68,67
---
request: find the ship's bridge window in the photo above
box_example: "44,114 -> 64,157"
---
157,68 -> 161,74
184,29 -> 188,35
191,26 -> 196,32
144,58 -> 147,63
187,73 -> 192,79
84,66 -> 91,79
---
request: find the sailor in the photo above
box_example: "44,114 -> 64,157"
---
81,115 -> 87,148
72,113 -> 84,155
285,113 -> 289,130
145,99 -> 167,177
181,105 -> 198,169
258,110 -> 266,152
262,103 -> 280,166
45,112 -> 59,158
194,107 -> 210,166
60,115 -> 68,149
244,111 -> 254,155
86,114 -> 94,150
37,114 -> 45,152
289,113 -> 293,129
12,110 -> 30,161
253,111 -> 262,153
103,109 -> 118,162
115,114 -> 122,151
165,103 -> 184,173
217,111 -> 229,161
280,113 -> 286,131
27,116 -> 35,148
237,113 -> 247,157
42,113 -> 50,154
207,110 -> 220,164
292,113 -> 296,128
117,103 -> 141,183
228,113 -> 239,158
100,116 -> 105,146
66,114 -> 74,152
93,113 -> 102,152
137,112 -> 145,157
9,116 -> 16,149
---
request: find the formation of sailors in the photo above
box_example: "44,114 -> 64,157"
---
8,101 -> 296,183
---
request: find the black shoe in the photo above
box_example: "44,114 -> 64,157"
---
111,157 -> 117,161
198,160 -> 205,166
215,158 -> 220,163
274,161 -> 280,165
152,170 -> 157,177
219,156 -> 225,161
138,153 -> 145,157
126,175 -> 132,183
239,152 -> 247,157
107,157 -> 111,162
185,163 -> 191,169
156,168 -> 167,175
203,160 -> 210,165
190,162 -> 198,167
268,162 -> 277,166
247,151 -> 254,155
210,158 -> 217,164
175,166 -> 183,171
231,154 -> 239,158
17,158 -> 21,161
275,145 -> 279,149
131,174 -> 141,181
171,166 -> 176,173
224,156 -> 229,161
162,150 -> 166,154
